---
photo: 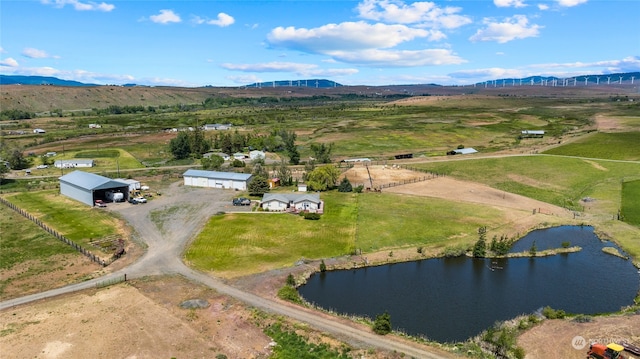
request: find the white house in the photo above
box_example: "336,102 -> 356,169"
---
183,169 -> 252,190
54,159 -> 94,168
249,150 -> 265,161
89,124 -> 102,129
203,123 -> 232,131
233,153 -> 247,160
261,193 -> 322,213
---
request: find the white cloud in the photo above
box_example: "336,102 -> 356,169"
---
494,0 -> 527,7
41,0 -> 114,12
227,74 -> 262,85
221,61 -> 358,77
268,21 -> 429,53
207,13 -> 235,27
537,3 -> 550,10
0,57 -> 19,67
328,48 -> 465,67
530,56 -> 640,73
150,9 -> 181,24
356,0 -> 471,29
555,0 -> 588,7
22,48 -> 58,59
469,15 -> 542,43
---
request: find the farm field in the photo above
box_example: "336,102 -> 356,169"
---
2,84 -> 640,358
622,180 -> 640,227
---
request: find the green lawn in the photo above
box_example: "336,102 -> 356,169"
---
622,180 -> 640,227
6,191 -> 120,247
543,132 -> 640,160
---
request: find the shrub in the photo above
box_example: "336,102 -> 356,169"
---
277,285 -> 302,304
542,306 -> 566,319
286,273 -> 295,286
320,260 -> 327,272
562,241 -> 571,248
572,314 -> 593,323
303,212 -> 321,220
372,312 -> 392,335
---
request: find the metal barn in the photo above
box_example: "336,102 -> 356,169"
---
59,171 -> 129,206
183,169 -> 252,190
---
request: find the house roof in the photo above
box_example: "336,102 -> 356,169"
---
183,169 -> 252,181
453,148 -> 478,155
59,170 -> 127,191
262,193 -> 321,204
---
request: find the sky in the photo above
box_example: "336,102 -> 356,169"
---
1,0 -> 639,87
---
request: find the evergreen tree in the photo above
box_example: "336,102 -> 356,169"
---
337,177 -> 353,192
372,312 -> 392,335
248,175 -> 269,196
169,132 -> 191,160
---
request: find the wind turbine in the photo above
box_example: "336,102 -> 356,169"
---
531,78 -> 534,86
573,78 -> 577,86
632,76 -> 635,85
596,77 -> 600,85
607,76 -> 611,85
315,80 -> 319,88
519,78 -> 523,86
619,76 -> 623,84
584,77 -> 588,86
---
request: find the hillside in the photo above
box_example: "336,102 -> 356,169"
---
1,81 -> 638,113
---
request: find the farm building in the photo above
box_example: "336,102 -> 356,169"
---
341,158 -> 371,163
115,178 -> 141,192
54,159 -> 95,168
260,193 -> 322,213
204,152 -> 230,161
447,148 -> 478,155
394,153 -> 413,159
521,130 -> 545,138
249,150 -> 265,160
203,123 -> 232,131
183,169 -> 252,190
59,171 -> 129,206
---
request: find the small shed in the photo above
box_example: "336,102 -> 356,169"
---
59,171 -> 129,206
183,169 -> 252,190
249,150 -> 265,160
115,178 -> 141,192
298,183 -> 307,192
521,130 -> 545,138
449,148 -> 478,155
33,128 -> 46,134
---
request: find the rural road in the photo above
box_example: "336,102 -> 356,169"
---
0,181 -> 450,358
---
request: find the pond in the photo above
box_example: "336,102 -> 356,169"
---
298,226 -> 639,343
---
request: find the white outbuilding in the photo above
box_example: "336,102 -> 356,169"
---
183,169 -> 252,190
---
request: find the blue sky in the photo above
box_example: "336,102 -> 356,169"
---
1,0 -> 638,87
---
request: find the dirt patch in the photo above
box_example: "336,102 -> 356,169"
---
582,159 -> 609,171
342,164 -> 426,188
518,314 -> 640,359
0,276 -> 272,359
595,114 -> 629,132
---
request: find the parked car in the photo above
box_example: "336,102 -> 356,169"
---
128,197 -> 139,205
233,197 -> 251,206
134,196 -> 147,203
94,200 -> 107,208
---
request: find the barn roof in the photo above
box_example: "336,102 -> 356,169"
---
59,171 -> 127,191
453,148 -> 478,155
183,169 -> 252,181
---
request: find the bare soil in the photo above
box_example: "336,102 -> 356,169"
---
518,314 -> 640,359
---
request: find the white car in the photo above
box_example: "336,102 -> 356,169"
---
36,164 -> 48,169
134,196 -> 147,203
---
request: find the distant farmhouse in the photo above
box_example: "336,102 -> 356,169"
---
183,169 -> 252,190
203,123 -> 232,131
447,148 -> 478,155
521,130 -> 545,138
54,159 -> 94,168
260,193 -> 323,213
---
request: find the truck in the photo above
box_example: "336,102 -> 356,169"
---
588,343 -> 625,359
105,190 -> 124,202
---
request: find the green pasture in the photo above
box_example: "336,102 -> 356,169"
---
412,155 -> 640,210
543,132 -> 640,161
186,192 -> 358,275
186,190 -> 515,276
621,180 -> 640,227
355,193 -> 506,252
5,191 -> 119,247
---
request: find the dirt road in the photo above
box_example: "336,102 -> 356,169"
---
0,182 -> 451,358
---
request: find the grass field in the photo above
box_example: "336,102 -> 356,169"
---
412,156 -> 640,210
543,132 -> 640,160
5,191 -> 121,247
621,180 -> 640,226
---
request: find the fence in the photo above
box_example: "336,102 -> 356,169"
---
0,196 -> 119,267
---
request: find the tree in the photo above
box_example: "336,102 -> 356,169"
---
7,149 -> 30,170
306,165 -> 340,191
275,161 -> 293,186
0,163 -> 9,184
310,142 -> 333,163
189,126 -> 210,157
319,260 -> 327,272
169,132 -> 191,160
248,175 -> 269,196
337,177 -> 353,192
202,155 -> 224,170
372,312 -> 392,335
472,226 -> 487,258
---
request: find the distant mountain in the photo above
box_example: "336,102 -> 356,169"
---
0,75 -> 98,86
244,79 -> 343,89
477,72 -> 640,87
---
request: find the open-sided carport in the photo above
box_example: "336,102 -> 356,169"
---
59,170 -> 130,206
